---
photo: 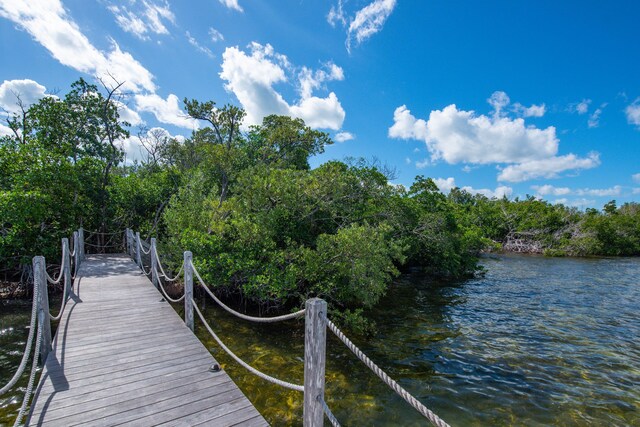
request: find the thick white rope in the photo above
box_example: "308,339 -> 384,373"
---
44,246 -> 66,285
192,300 -> 304,392
139,243 -> 151,255
153,265 -> 185,303
0,282 -> 38,396
154,250 -> 183,282
191,261 -> 305,323
13,311 -> 43,427
48,276 -> 70,322
323,399 -> 341,427
326,318 -> 450,427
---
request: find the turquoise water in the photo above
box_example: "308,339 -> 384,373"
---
2,255 -> 639,426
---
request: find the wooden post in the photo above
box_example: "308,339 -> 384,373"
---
125,228 -> 131,257
78,227 -> 85,260
151,238 -> 158,289
184,251 -> 194,331
73,231 -> 80,277
303,298 -> 327,427
34,256 -> 52,364
136,232 -> 142,270
62,238 -> 71,301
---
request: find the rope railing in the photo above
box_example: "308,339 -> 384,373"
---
1,227 -> 84,427
191,261 -> 306,323
0,274 -> 39,396
326,318 -> 450,427
126,230 -> 450,427
192,300 -> 305,392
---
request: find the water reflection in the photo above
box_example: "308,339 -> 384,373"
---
1,255 -> 639,426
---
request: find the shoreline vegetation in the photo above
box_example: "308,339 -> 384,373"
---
2,79 -> 639,329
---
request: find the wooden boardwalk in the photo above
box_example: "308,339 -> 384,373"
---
27,254 -> 268,427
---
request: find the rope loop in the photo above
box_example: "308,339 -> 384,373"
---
192,300 -> 304,392
191,261 -> 305,323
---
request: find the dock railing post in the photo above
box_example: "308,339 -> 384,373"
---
136,232 -> 142,270
34,256 -> 52,364
62,238 -> 71,301
151,238 -> 158,289
184,251 -> 194,331
125,228 -> 131,257
73,231 -> 79,276
303,298 -> 327,427
78,227 -> 85,260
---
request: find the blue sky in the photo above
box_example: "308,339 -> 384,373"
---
1,0 -> 639,208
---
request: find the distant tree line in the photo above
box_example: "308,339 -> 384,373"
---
1,79 -> 638,329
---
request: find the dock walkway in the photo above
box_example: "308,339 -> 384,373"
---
28,254 -> 268,427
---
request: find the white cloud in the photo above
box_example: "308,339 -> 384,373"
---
415,158 -> 430,169
569,99 -> 591,115
632,188 -> 640,195
327,0 -> 346,27
298,63 -> 344,99
434,177 -> 512,199
390,92 -> 599,182
588,103 -> 607,128
0,123 -> 13,137
186,31 -> 214,58
404,157 -> 411,165
0,0 -> 156,93
626,99 -> 640,127
531,184 -> 571,196
347,0 -> 397,52
488,91 -> 510,117
113,100 -> 143,126
219,0 -> 243,12
209,27 -> 224,42
392,104 -> 558,164
513,102 -> 545,118
433,177 -> 456,192
108,0 -> 175,40
632,173 -> 640,183
220,42 -> 345,130
554,198 -> 595,208
0,79 -> 50,113
498,153 -> 600,182
121,126 -> 183,163
335,131 -> 354,142
532,184 -> 621,197
135,93 -> 199,129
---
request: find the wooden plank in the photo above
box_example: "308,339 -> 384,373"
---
28,254 -> 266,426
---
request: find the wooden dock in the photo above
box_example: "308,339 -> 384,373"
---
27,254 -> 268,427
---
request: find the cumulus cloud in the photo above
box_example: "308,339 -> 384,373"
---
135,93 -> 199,129
433,177 -> 512,199
633,173 -> 640,183
113,100 -> 143,126
497,153 -> 600,182
0,0 -> 155,93
553,198 -> 595,208
0,79 -> 51,113
219,0 -> 243,12
108,0 -> 175,40
626,99 -> 640,127
334,131 -> 354,142
390,92 -> 600,182
0,123 -> 13,137
220,42 -> 345,130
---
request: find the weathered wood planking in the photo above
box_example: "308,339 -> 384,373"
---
28,254 -> 268,427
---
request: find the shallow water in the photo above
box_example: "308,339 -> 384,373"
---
1,255 -> 639,426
